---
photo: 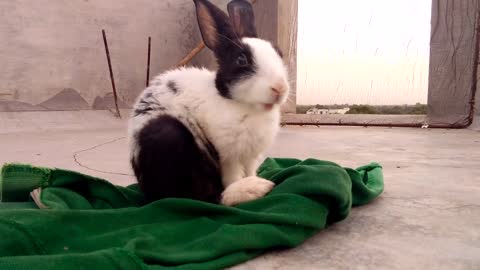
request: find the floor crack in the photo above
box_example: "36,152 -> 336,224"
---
72,137 -> 133,176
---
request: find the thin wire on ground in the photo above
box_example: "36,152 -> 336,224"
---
72,137 -> 134,177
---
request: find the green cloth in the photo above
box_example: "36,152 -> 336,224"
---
0,158 -> 383,270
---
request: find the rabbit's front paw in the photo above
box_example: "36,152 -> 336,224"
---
220,176 -> 274,206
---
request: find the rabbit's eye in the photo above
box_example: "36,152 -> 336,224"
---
236,54 -> 249,67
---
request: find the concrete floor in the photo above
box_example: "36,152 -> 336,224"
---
1,111 -> 479,269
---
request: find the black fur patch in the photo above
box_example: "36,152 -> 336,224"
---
133,92 -> 166,117
194,0 -> 257,99
167,80 -> 179,94
133,106 -> 166,117
215,43 -> 257,99
131,115 -> 222,203
133,107 -> 153,116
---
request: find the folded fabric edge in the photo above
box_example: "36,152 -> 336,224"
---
356,162 -> 383,171
30,188 -> 48,209
1,163 -> 51,176
1,163 -> 51,203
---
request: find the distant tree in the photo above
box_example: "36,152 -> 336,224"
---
346,105 -> 377,114
410,103 -> 428,114
297,104 -> 427,115
381,106 -> 403,114
296,105 -> 312,114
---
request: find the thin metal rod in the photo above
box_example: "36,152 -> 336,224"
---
102,29 -> 121,118
146,36 -> 152,87
467,11 -> 480,126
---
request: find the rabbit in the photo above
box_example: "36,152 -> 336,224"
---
128,0 -> 290,206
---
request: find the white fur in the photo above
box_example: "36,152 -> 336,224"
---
231,38 -> 290,106
220,176 -> 275,206
128,37 -> 289,206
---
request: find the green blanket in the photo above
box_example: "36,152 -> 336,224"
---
0,158 -> 383,270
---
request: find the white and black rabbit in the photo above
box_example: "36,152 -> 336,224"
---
128,0 -> 290,206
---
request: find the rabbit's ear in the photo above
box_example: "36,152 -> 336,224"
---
227,0 -> 258,38
193,0 -> 238,52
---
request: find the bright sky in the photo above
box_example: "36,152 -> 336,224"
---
297,0 -> 432,105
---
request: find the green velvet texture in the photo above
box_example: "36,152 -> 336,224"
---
0,158 -> 383,270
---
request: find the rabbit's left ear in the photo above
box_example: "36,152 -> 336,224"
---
227,0 -> 258,38
194,0 -> 238,52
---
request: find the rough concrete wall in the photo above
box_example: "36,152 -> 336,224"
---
475,46 -> 480,129
254,0 -> 297,114
254,0 -> 278,44
277,0 -> 297,114
428,0 -> 479,127
473,78 -> 480,129
0,0 -> 210,111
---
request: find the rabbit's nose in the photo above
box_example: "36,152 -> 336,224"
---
270,83 -> 286,96
270,87 -> 280,96
270,88 -> 283,103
